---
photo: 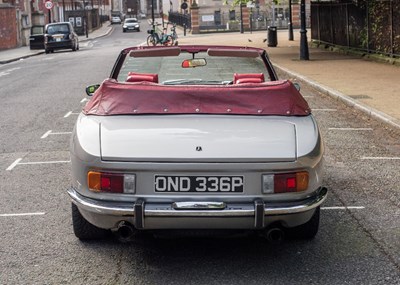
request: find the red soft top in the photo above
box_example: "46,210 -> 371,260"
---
83,79 -> 311,116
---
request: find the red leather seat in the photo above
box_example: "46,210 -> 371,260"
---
126,72 -> 159,83
233,73 -> 265,84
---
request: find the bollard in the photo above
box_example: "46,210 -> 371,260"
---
184,24 -> 186,36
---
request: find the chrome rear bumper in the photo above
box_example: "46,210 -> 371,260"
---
68,187 -> 327,230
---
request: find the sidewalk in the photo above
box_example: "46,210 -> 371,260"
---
1,24 -> 399,129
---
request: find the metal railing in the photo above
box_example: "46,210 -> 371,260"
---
168,12 -> 191,30
311,0 -> 400,57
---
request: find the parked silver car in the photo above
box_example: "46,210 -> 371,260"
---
68,45 -> 327,242
111,16 -> 122,24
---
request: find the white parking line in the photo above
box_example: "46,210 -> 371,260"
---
0,212 -> 46,217
328,127 -> 373,131
361,157 -> 400,160
64,111 -> 79,118
322,206 -> 365,210
6,158 -> 70,171
6,158 -> 22,171
41,130 -> 52,139
41,130 -> 72,139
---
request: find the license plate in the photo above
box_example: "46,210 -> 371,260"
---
155,175 -> 244,193
56,38 -> 61,42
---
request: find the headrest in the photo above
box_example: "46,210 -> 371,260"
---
126,72 -> 159,83
233,73 -> 265,84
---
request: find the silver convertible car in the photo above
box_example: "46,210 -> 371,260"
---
68,45 -> 327,242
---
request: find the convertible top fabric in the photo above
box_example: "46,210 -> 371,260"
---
83,79 -> 311,116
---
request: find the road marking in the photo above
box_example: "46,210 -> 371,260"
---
6,158 -> 70,170
41,130 -> 52,139
64,111 -> 79,118
321,206 -> 365,210
0,67 -> 21,78
80,98 -> 89,103
6,158 -> 22,171
312,108 -> 337,112
361,157 -> 400,160
41,130 -> 72,139
328,127 -> 373,131
0,212 -> 46,217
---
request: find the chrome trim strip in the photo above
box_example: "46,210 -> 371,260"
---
172,201 -> 226,210
67,187 -> 328,219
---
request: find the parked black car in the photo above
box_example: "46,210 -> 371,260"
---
29,25 -> 45,50
44,22 -> 79,54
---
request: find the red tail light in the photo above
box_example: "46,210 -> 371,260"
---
88,172 -> 135,193
274,172 -> 309,193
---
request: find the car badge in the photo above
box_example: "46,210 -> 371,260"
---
196,146 -> 202,151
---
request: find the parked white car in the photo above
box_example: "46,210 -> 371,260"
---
111,16 -> 121,24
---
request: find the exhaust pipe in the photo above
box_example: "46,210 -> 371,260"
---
265,227 -> 285,244
116,221 -> 136,242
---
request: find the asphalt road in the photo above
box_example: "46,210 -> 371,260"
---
0,27 -> 399,284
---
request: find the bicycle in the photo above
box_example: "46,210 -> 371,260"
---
147,24 -> 174,46
167,22 -> 178,42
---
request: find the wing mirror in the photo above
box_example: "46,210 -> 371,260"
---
293,82 -> 301,91
85,84 -> 100,96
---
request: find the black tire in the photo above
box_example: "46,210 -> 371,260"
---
286,207 -> 320,240
147,35 -> 156,46
123,29 -> 126,33
71,203 -> 110,240
45,48 -> 50,54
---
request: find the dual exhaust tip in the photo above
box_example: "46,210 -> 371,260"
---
115,221 -> 285,244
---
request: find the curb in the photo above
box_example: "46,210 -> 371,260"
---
273,62 -> 400,130
0,51 -> 44,64
79,24 -> 114,43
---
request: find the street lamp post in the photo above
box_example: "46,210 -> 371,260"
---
288,0 -> 293,41
240,3 -> 244,34
151,0 -> 155,30
299,0 -> 309,60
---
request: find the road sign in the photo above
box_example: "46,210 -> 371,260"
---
44,1 -> 53,10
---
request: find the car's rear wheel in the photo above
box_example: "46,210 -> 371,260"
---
45,48 -> 50,54
286,207 -> 320,240
71,203 -> 110,240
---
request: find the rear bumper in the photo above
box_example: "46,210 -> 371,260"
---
68,187 -> 327,230
45,40 -> 73,49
